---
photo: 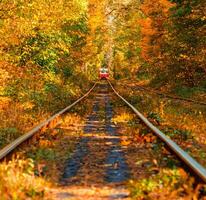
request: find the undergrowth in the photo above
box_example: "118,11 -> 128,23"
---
128,168 -> 200,200
0,158 -> 48,200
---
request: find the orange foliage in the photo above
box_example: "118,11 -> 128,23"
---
88,0 -> 106,34
138,17 -> 156,60
139,0 -> 174,62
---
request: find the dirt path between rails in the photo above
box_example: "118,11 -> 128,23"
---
21,81 -> 203,200
49,82 -> 130,200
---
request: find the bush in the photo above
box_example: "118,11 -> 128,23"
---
0,158 -> 47,199
0,127 -> 21,147
174,86 -> 206,98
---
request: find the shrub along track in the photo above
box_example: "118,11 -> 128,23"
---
0,80 -> 206,199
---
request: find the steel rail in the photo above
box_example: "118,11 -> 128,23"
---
108,80 -> 206,183
0,83 -> 97,160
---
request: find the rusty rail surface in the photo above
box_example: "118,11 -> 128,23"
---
108,80 -> 206,183
0,83 -> 97,160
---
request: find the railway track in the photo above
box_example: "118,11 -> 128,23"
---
120,83 -> 206,106
0,80 -> 206,199
108,81 -> 206,182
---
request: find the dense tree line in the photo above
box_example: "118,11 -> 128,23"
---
109,0 -> 205,92
0,0 -> 105,141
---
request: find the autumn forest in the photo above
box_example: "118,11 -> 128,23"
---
0,0 -> 206,199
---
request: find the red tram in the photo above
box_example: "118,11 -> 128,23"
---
99,68 -> 109,79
